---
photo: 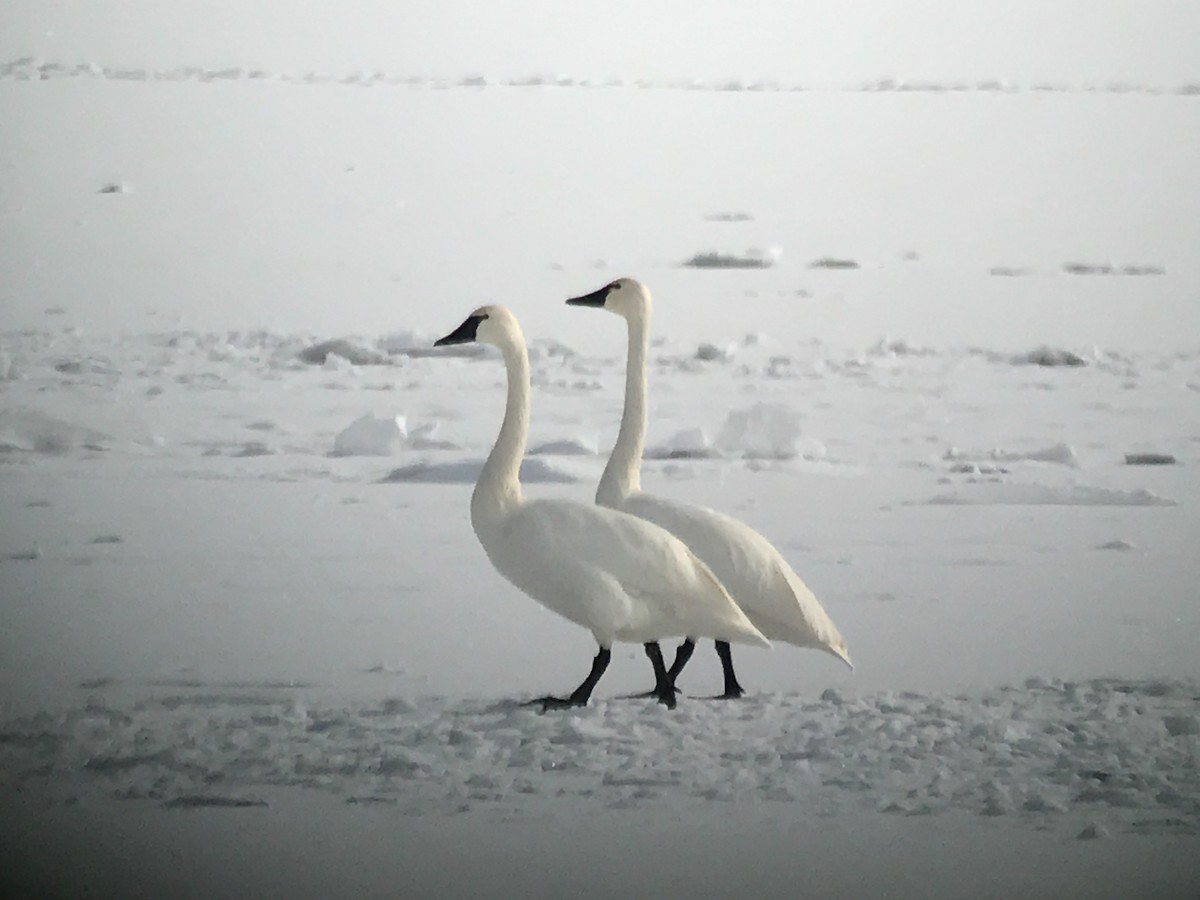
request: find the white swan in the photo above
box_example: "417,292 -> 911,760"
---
433,305 -> 769,710
566,278 -> 851,698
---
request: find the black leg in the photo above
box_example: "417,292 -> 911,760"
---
526,646 -> 612,711
643,642 -> 677,709
713,640 -> 745,699
619,638 -> 692,702
666,638 -> 697,682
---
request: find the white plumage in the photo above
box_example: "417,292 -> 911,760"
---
566,279 -> 851,697
434,304 -> 768,710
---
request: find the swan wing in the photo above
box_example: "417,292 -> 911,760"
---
615,492 -> 850,664
485,499 -> 768,647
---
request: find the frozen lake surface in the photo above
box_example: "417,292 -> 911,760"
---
2,3 -> 1199,895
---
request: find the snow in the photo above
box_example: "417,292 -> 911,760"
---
2,2 -> 1199,896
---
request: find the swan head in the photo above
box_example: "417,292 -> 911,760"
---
566,277 -> 651,321
434,304 -> 521,348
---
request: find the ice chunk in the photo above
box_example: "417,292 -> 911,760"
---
1163,716 -> 1199,736
682,250 -> 774,269
529,437 -> 597,456
1012,346 -> 1087,367
333,413 -> 407,457
646,428 -> 714,460
923,483 -> 1176,507
943,443 -> 1079,467
0,409 -> 110,453
298,338 -> 390,366
381,457 -> 585,484
714,403 -> 803,459
1124,452 -> 1176,466
695,342 -> 734,362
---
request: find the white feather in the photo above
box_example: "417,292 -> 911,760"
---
443,304 -> 768,651
571,279 -> 852,668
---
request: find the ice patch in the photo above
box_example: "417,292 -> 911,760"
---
0,408 -> 111,454
944,443 -> 1080,467
682,249 -> 775,269
646,404 -> 816,461
3,59 -> 1198,97
232,442 -> 274,458
330,415 -> 457,456
646,428 -> 716,460
528,437 -> 597,456
808,256 -> 860,270
923,483 -> 1176,507
297,338 -> 391,366
695,343 -> 735,363
527,338 -> 577,362
868,338 -> 935,358
380,457 -> 586,484
1162,716 -> 1200,737
703,211 -> 754,222
1012,347 -> 1088,367
383,329 -> 494,360
1063,262 -> 1166,276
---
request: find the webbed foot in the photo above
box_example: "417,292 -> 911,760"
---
703,687 -> 746,701
524,695 -> 586,712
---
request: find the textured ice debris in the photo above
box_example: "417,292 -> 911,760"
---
3,677 -> 1197,836
1125,452 -> 1177,466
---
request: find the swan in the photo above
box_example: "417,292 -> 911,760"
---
433,304 -> 769,710
566,278 -> 851,698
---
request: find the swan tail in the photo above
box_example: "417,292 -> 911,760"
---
827,644 -> 854,670
730,618 -> 772,649
695,562 -> 770,648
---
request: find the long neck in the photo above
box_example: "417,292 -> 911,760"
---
597,313 -> 649,505
472,338 -> 529,525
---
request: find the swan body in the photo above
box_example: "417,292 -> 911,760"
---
566,279 -> 851,695
434,304 -> 768,709
476,497 -> 768,646
614,492 -> 849,658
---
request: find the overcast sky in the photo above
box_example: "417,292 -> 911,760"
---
4,1 -> 1199,84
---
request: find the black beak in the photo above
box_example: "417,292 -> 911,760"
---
566,286 -> 608,308
434,313 -> 486,346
